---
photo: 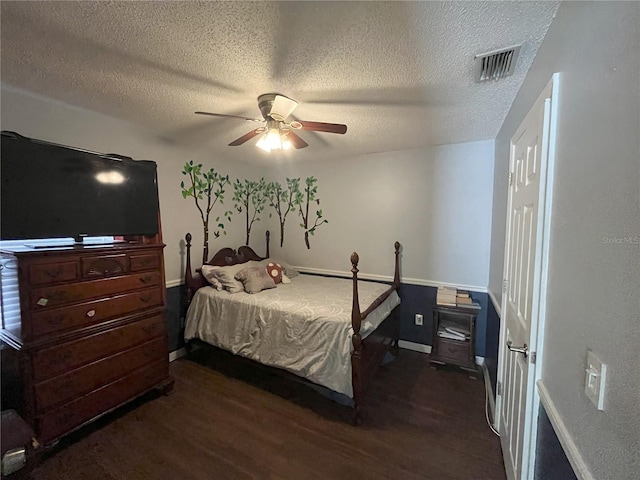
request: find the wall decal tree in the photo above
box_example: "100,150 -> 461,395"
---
180,161 -> 232,264
233,178 -> 267,246
266,178 -> 300,248
296,176 -> 328,249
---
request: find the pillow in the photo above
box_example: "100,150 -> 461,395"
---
235,266 -> 276,294
200,265 -> 223,291
259,258 -> 300,278
202,261 -> 259,294
281,273 -> 291,284
265,262 -> 283,284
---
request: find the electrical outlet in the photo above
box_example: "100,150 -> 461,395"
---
585,350 -> 607,410
415,314 -> 423,326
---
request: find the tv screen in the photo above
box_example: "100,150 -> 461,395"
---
1,132 -> 159,241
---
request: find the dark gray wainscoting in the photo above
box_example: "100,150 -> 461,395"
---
535,404 -> 578,480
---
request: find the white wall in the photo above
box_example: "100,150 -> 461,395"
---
488,2 -> 639,478
266,141 -> 495,290
0,85 -> 264,285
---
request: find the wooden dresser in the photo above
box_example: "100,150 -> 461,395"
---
0,242 -> 173,445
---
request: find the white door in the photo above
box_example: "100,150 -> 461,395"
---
496,75 -> 558,480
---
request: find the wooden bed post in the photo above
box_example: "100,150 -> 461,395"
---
350,251 -> 363,424
185,232 -> 194,303
393,241 -> 401,288
265,230 -> 270,258
393,241 -> 402,354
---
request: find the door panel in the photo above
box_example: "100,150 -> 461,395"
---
499,89 -> 549,480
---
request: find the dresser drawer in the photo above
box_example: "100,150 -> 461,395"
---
30,271 -> 161,309
32,313 -> 166,381
130,253 -> 160,272
31,287 -> 164,337
36,359 -> 168,444
29,261 -> 78,286
81,254 -> 128,278
435,338 -> 471,364
34,337 -> 167,412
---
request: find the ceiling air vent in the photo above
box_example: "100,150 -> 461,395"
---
474,45 -> 521,83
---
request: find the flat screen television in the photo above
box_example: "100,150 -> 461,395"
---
1,131 -> 159,241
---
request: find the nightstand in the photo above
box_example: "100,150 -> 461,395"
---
429,304 -> 479,378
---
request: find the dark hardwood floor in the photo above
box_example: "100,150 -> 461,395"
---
30,348 -> 505,480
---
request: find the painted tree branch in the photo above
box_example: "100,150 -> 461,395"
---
180,161 -> 231,264
267,178 -> 300,247
233,178 -> 267,246
297,176 -> 328,249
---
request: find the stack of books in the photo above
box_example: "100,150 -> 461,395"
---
437,324 -> 471,341
456,290 -> 480,309
436,286 -> 457,306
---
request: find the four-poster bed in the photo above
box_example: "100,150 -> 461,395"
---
183,232 -> 401,422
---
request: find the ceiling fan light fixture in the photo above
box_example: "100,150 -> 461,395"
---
255,134 -> 272,152
197,93 -> 346,151
256,126 -> 290,152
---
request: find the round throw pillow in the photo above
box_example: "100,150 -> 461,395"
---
266,262 -> 283,284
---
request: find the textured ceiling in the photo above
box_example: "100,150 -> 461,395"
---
1,1 -> 559,163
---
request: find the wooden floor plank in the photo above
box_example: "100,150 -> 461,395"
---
30,348 -> 505,480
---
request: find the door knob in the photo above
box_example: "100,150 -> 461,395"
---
507,340 -> 528,358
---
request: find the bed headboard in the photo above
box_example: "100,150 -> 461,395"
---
206,246 -> 265,267
184,231 -> 270,302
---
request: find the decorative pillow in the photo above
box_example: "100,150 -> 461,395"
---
266,262 -> 283,284
203,261 -> 259,294
200,265 -> 223,291
235,266 -> 276,294
259,258 -> 300,278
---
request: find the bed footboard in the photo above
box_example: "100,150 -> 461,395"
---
351,241 -> 401,424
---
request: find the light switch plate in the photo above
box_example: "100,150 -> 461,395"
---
585,350 -> 607,410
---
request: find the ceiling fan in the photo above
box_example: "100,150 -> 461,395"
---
195,93 -> 347,152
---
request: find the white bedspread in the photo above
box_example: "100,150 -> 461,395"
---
184,274 -> 400,397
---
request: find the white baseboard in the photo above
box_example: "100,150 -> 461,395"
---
488,290 -> 502,317
169,347 -> 188,362
295,267 -> 487,293
166,279 -> 182,289
398,340 -> 431,354
537,380 -> 595,480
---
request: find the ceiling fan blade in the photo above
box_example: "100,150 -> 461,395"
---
195,111 -> 263,123
229,128 -> 265,146
285,131 -> 309,149
295,121 -> 347,134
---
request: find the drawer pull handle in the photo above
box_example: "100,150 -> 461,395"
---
44,267 -> 63,278
47,290 -> 77,303
140,294 -> 152,303
52,380 -> 74,396
143,347 -> 156,358
51,351 -> 72,365
142,324 -> 156,334
58,411 -> 75,424
86,309 -> 96,318
46,314 -> 67,326
139,275 -> 153,284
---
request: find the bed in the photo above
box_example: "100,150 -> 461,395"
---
183,232 -> 401,423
